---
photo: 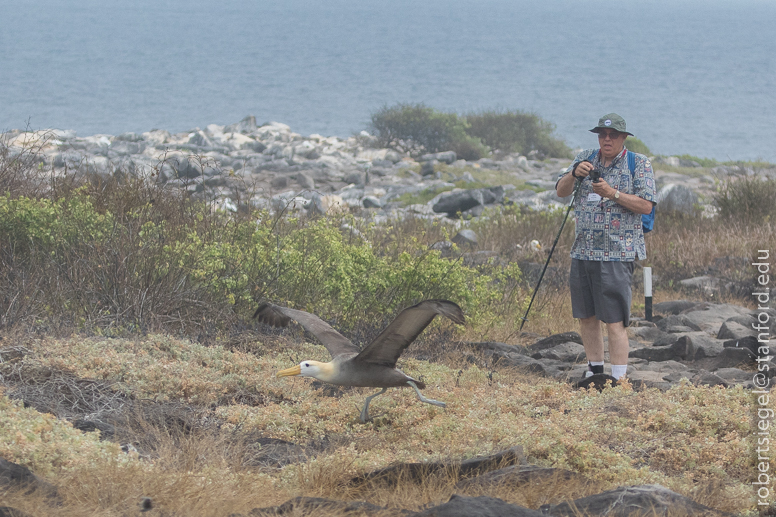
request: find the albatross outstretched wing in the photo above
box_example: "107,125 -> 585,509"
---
253,302 -> 361,358
354,300 -> 465,367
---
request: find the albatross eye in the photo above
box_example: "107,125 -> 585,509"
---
303,363 -> 310,368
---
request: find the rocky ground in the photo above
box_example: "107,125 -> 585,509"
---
6,115 -> 774,222
2,116 -> 771,515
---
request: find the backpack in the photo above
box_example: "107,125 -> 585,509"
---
589,149 -> 655,233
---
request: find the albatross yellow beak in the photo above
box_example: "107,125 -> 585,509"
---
276,364 -> 302,378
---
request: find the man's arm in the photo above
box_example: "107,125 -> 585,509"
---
591,180 -> 654,215
556,160 -> 593,197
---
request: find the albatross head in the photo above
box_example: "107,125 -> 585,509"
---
276,360 -> 336,382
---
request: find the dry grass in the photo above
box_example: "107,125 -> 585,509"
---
0,326 -> 763,515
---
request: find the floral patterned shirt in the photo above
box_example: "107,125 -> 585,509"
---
557,147 -> 656,262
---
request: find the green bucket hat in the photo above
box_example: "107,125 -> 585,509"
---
589,113 -> 634,136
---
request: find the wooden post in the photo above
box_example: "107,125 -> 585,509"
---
644,267 -> 653,322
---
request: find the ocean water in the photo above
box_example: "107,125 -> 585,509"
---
0,0 -> 774,162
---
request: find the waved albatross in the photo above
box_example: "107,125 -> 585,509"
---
254,299 -> 465,422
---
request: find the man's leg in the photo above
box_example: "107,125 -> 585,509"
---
606,321 -> 629,379
579,315 -> 604,361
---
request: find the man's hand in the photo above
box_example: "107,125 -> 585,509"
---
574,160 -> 594,178
591,178 -> 616,199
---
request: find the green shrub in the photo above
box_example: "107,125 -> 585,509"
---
625,137 -> 651,156
366,104 -> 575,160
450,134 -> 489,161
464,109 -> 572,158
712,173 -> 776,223
0,166 -> 523,332
367,103 -> 482,158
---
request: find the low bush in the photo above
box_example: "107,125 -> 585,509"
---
464,109 -> 571,158
0,148 -> 523,334
367,103 -> 484,158
367,104 -> 572,160
712,173 -> 776,223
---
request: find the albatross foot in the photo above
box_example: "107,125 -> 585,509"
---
406,381 -> 447,408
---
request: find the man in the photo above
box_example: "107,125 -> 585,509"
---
555,113 -> 656,381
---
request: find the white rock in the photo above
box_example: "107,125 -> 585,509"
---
293,141 -> 318,158
142,129 -> 171,146
222,132 -> 256,150
356,149 -> 388,162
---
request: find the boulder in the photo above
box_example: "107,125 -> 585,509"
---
541,484 -> 733,517
295,172 -> 315,189
531,342 -> 586,363
432,187 -> 504,216
491,352 -> 548,375
680,303 -> 754,334
528,332 -> 583,351
717,320 -> 757,340
0,458 -> 59,503
723,335 -> 760,356
630,339 -> 689,362
72,419 -> 116,440
454,464 -> 589,491
655,314 -> 701,333
421,159 -> 438,176
712,367 -> 753,384
434,190 -> 485,215
362,196 -> 383,208
349,446 -> 525,487
656,183 -> 701,214
705,347 -> 755,369
343,171 -> 365,185
420,151 -> 457,164
678,275 -> 721,295
451,229 -> 478,248
413,495 -> 542,517
691,371 -> 729,387
306,194 -> 345,216
224,115 -> 258,134
679,332 -> 726,359
248,497 -> 389,516
270,176 -> 289,189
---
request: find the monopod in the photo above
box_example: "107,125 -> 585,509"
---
519,177 -> 582,331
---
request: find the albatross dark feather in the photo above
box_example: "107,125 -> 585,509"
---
354,300 -> 465,367
253,302 -> 361,358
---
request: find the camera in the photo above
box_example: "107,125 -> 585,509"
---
589,169 -> 602,183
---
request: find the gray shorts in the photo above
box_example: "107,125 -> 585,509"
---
570,259 -> 635,326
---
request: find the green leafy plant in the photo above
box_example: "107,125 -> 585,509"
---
367,103 -> 482,158
464,109 -> 571,158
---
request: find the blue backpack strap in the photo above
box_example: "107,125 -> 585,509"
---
626,150 -> 656,232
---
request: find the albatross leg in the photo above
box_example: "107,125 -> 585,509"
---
406,381 -> 446,408
360,388 -> 387,422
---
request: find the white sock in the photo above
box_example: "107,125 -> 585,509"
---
611,364 -> 627,380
